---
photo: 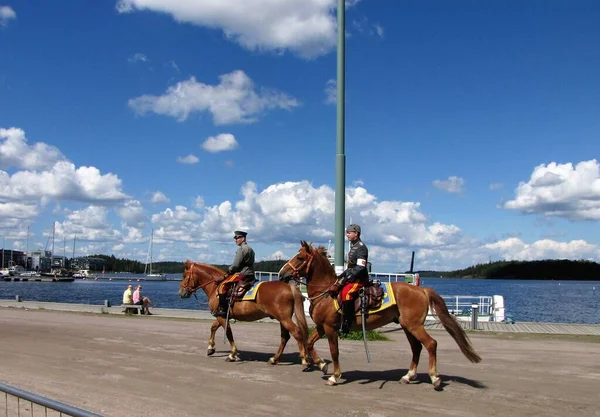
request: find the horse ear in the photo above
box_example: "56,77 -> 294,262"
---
184,259 -> 191,269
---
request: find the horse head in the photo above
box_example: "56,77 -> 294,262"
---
179,260 -> 222,298
278,240 -> 335,284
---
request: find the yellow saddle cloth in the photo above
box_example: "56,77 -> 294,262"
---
333,282 -> 396,315
240,281 -> 264,301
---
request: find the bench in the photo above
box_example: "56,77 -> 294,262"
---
121,304 -> 143,315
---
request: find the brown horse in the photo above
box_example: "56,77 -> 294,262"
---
179,260 -> 310,366
278,241 -> 481,387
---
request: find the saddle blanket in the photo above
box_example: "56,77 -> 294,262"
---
240,281 -> 264,301
333,282 -> 396,315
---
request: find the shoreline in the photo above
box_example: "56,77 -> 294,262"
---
2,299 -> 600,336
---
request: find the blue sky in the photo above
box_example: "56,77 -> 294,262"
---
1,0 -> 599,272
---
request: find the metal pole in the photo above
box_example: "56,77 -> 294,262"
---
334,0 -> 346,275
51,221 -> 55,255
471,304 -> 479,330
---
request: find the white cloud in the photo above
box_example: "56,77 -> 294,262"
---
0,162 -> 129,203
1,127 -> 66,171
116,0 -> 341,59
166,60 -> 180,73
374,23 -> 384,38
128,70 -> 299,125
202,133 -> 238,153
118,199 -> 146,229
55,206 -> 123,243
0,128 -> 129,205
151,191 -> 170,204
433,176 -> 465,193
128,53 -> 148,63
324,79 -> 336,105
193,196 -> 205,210
504,159 -> 600,220
0,202 -> 39,219
176,154 -> 199,164
489,182 -> 504,191
484,237 -> 600,261
0,6 -> 16,26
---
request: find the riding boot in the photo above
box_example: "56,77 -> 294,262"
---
213,294 -> 229,317
341,301 -> 355,334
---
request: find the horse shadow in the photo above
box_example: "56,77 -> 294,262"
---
208,349 -> 305,366
324,368 -> 487,391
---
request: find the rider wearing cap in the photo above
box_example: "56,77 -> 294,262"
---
329,224 -> 369,334
213,230 -> 256,317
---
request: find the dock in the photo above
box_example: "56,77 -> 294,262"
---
2,299 -> 599,336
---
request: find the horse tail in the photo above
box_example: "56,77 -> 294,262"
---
290,283 -> 309,343
425,288 -> 482,363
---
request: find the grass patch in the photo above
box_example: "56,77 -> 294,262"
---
308,326 -> 390,341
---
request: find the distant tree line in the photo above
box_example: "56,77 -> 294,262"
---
84,255 -> 600,280
418,259 -> 600,280
87,255 -> 288,275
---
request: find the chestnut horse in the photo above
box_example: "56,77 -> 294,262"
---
179,260 -> 309,366
278,241 -> 481,387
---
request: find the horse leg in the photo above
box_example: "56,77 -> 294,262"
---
216,317 -> 239,362
278,318 -> 311,368
268,323 -> 291,365
207,320 -> 220,356
400,327 -> 422,384
306,325 -> 328,374
406,324 -> 440,389
324,325 -> 341,386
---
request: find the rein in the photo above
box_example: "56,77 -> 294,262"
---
183,263 -> 219,296
284,253 -> 332,305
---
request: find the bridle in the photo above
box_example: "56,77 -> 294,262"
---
282,250 -> 331,304
181,263 -> 218,298
282,251 -> 315,285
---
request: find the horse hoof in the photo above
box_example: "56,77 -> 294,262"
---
326,376 -> 338,386
225,355 -> 239,362
432,377 -> 442,390
400,377 -> 410,384
320,363 -> 329,374
207,349 -> 215,356
267,357 -> 277,365
302,365 -> 314,372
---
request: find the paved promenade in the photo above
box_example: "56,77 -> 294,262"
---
1,298 -> 600,335
1,308 -> 599,417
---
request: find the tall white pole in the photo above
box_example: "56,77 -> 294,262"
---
51,221 -> 56,255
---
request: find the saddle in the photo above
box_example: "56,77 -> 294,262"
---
225,281 -> 254,304
336,281 -> 384,314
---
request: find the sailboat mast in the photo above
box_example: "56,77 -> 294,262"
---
51,221 -> 55,255
150,228 -> 154,274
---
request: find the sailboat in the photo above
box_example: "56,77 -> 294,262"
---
144,228 -> 166,281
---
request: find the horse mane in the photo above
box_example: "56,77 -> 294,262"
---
315,246 -> 327,257
183,259 -> 225,276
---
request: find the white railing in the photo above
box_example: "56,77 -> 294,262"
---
428,295 -> 505,322
255,270 -> 420,284
255,271 -> 279,281
441,295 -> 493,317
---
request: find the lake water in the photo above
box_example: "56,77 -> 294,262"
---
1,275 -> 599,324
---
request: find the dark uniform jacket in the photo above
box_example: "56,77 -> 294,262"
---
227,242 -> 256,281
342,239 -> 369,284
